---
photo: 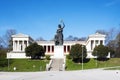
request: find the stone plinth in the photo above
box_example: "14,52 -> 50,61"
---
54,46 -> 64,58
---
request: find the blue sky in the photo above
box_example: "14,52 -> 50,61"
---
0,0 -> 120,40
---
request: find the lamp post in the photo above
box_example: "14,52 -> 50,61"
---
82,45 -> 84,70
8,57 -> 9,71
8,50 -> 10,71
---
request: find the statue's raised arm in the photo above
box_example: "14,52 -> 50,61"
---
61,20 -> 65,29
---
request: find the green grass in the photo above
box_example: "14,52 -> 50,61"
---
0,59 -> 49,72
66,59 -> 96,70
97,58 -> 120,68
66,58 -> 120,70
1,58 -> 120,71
105,67 -> 120,70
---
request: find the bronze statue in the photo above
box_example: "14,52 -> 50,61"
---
54,20 -> 65,45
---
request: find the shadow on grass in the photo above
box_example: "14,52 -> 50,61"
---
72,58 -> 90,63
95,58 -> 109,61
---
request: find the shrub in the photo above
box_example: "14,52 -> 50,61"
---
66,54 -> 71,59
45,55 -> 51,60
25,43 -> 45,59
70,44 -> 87,62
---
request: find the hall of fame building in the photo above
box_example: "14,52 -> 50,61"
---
7,32 -> 106,58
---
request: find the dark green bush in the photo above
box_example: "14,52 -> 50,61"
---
45,55 -> 50,60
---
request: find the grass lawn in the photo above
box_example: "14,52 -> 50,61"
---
1,58 -> 120,71
66,58 -> 120,70
105,67 -> 120,70
0,59 -> 49,72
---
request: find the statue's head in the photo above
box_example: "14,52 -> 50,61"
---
58,24 -> 61,28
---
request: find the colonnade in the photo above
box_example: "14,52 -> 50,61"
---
64,45 -> 71,53
44,45 -> 54,53
13,40 -> 29,52
43,45 -> 71,53
90,40 -> 105,50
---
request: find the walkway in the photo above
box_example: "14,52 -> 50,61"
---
0,69 -> 119,80
50,58 -> 64,71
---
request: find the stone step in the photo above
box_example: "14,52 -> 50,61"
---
50,58 -> 64,71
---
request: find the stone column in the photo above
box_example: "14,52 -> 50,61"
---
22,40 -> 24,51
90,40 -> 92,50
98,40 -> 100,45
27,40 -> 29,47
17,40 -> 19,51
66,45 -> 67,53
50,46 -> 52,53
24,41 -> 27,49
46,46 -> 48,53
91,40 -> 94,50
93,40 -> 96,50
13,40 -> 15,51
52,46 -> 54,53
103,40 -> 105,45
90,40 -> 91,50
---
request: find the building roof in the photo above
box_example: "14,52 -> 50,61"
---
88,32 -> 106,38
36,40 -> 86,45
12,33 -> 29,38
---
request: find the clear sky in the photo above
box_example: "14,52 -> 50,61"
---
0,0 -> 120,40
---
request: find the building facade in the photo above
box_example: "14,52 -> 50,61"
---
7,33 -> 106,58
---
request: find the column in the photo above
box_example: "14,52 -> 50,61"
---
13,40 -> 15,51
93,40 -> 96,50
91,40 -> 94,50
22,40 -> 24,51
46,46 -> 48,53
17,40 -> 19,51
24,41 -> 27,49
64,45 -> 66,53
50,46 -> 52,53
15,41 -> 17,51
27,40 -> 29,47
66,45 -> 67,53
67,45 -> 70,52
89,40 -> 92,50
103,40 -> 105,45
19,41 -> 22,51
14,41 -> 16,51
91,40 -> 92,50
98,40 -> 100,45
44,46 -> 46,53
52,46 -> 54,53
48,46 -> 50,53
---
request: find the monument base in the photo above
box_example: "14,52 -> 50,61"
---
53,46 -> 64,58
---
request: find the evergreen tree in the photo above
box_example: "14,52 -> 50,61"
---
25,43 -> 45,59
70,44 -> 87,62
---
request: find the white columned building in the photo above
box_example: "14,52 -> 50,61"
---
86,32 -> 106,58
7,33 -> 34,58
7,32 -> 106,58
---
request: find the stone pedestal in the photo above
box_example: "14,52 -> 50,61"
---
54,46 -> 64,58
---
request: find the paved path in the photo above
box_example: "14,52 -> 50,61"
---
50,59 -> 63,71
0,69 -> 120,80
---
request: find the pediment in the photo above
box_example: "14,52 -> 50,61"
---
12,33 -> 29,38
89,33 -> 106,38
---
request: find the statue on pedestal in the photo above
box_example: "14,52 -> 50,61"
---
54,20 -> 65,45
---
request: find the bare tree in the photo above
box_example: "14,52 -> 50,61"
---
95,30 -> 108,35
0,37 -> 5,48
96,28 -> 120,57
78,37 -> 87,41
65,35 -> 74,41
115,32 -> 120,57
96,28 -> 117,44
36,37 -> 45,41
3,29 -> 16,50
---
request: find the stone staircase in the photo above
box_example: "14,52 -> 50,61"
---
50,58 -> 64,71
